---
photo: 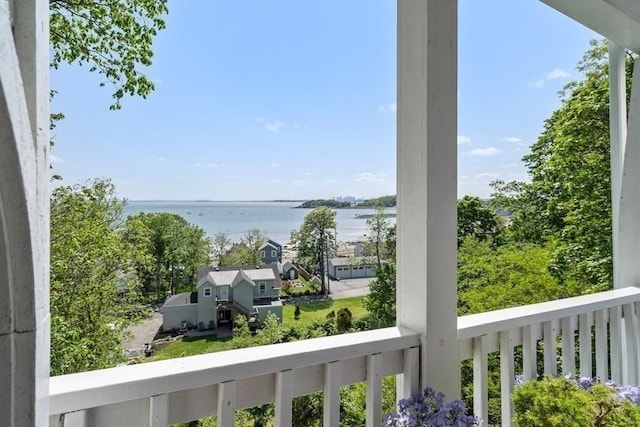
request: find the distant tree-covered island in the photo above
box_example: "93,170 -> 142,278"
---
357,195 -> 396,207
296,195 -> 397,209
296,199 -> 352,208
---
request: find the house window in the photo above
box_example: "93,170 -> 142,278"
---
260,250 -> 266,258
259,282 -> 266,294
203,287 -> 212,297
271,250 -> 277,258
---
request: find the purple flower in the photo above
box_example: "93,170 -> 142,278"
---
616,385 -> 640,405
384,387 -> 479,426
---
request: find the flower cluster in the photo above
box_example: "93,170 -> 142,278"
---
516,373 -> 640,406
383,387 -> 479,426
564,374 -> 640,405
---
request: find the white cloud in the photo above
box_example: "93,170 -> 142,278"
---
504,136 -> 522,143
475,172 -> 499,179
323,179 -> 341,184
195,162 -> 217,168
270,179 -> 284,184
293,123 -> 311,130
305,171 -> 313,176
378,102 -> 397,113
265,121 -> 284,133
292,180 -> 311,186
457,135 -> 471,145
354,172 -> 387,184
150,155 -> 165,161
467,147 -> 502,156
529,68 -> 570,89
257,117 -> 285,133
270,163 -> 279,168
528,79 -> 545,89
546,68 -> 570,79
219,163 -> 228,168
51,155 -> 63,163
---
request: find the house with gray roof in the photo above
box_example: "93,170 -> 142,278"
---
259,238 -> 282,264
162,264 -> 282,336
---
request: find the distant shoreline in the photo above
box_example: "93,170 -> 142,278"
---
129,199 -> 306,203
354,213 -> 396,219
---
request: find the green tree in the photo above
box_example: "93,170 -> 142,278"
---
291,206 -> 337,294
212,231 -> 232,266
256,312 -> 283,345
363,263 -> 397,327
457,238 -> 577,315
50,179 -> 140,375
219,228 -> 266,267
457,196 -> 501,246
363,206 -> 395,268
50,0 -> 169,110
123,213 -> 211,301
491,40 -> 636,292
231,314 -> 252,349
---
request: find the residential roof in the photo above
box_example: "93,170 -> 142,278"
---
163,292 -> 197,307
197,265 -> 278,288
329,257 -> 375,267
259,238 -> 282,251
282,261 -> 296,271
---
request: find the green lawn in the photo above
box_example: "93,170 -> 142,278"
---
152,296 -> 367,360
282,296 -> 367,323
152,336 -> 235,360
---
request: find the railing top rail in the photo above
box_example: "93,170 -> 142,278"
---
49,326 -> 419,415
458,286 -> 640,340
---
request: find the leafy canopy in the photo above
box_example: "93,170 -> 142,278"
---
491,40 -> 636,292
50,0 -> 168,110
50,179 -> 141,375
291,206 -> 337,293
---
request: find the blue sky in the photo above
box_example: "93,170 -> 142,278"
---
50,0 -> 599,201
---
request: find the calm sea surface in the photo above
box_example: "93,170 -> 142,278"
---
124,201 -> 396,244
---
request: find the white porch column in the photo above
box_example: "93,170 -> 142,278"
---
616,53 -> 640,289
0,0 -> 50,425
609,41 -> 627,288
397,0 -> 459,399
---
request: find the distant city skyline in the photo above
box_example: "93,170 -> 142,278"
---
50,0 -> 598,201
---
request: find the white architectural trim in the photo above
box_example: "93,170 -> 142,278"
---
397,0 -> 460,398
610,41 -> 627,288
0,0 -> 49,425
540,0 -> 640,53
617,57 -> 640,288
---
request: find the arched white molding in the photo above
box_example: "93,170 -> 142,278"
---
0,0 -> 49,425
617,57 -> 640,289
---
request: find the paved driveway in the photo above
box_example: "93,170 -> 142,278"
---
123,311 -> 163,351
328,277 -> 374,298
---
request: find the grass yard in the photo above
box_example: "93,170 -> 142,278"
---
282,296 -> 367,323
152,336 -> 235,360
152,296 -> 367,360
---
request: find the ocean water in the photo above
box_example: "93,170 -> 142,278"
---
124,201 -> 395,244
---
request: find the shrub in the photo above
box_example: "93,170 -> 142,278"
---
280,281 -> 291,295
513,375 -> 640,426
336,307 -> 352,333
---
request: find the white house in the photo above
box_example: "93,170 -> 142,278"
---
162,265 -> 283,335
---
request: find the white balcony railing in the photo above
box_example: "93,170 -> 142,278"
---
459,286 -> 640,427
49,287 -> 640,427
49,327 -> 420,427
